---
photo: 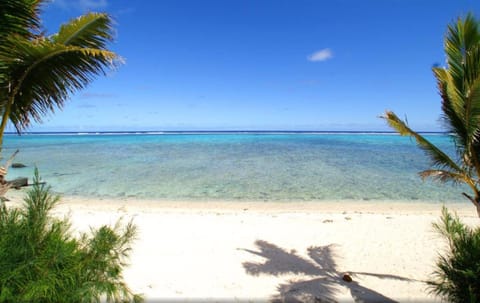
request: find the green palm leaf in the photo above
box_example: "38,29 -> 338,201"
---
0,0 -> 41,88
0,0 -> 41,43
384,14 -> 480,211
435,68 -> 468,153
0,11 -> 121,137
0,37 -> 117,132
52,12 -> 115,49
467,76 -> 480,138
382,111 -> 462,173
419,170 -> 470,186
439,15 -> 480,160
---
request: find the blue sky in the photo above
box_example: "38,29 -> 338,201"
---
26,0 -> 480,131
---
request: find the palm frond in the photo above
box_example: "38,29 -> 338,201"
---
384,14 -> 480,212
0,11 -> 121,133
464,40 -> 480,87
465,43 -> 480,162
443,14 -> 480,91
444,20 -> 466,95
0,35 -> 117,132
0,0 -> 42,43
419,169 -> 470,185
468,75 -> 480,133
0,0 -> 42,91
438,14 -> 480,160
382,111 -> 463,173
434,67 -> 468,152
52,12 -> 115,49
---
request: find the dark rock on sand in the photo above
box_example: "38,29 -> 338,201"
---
11,163 -> 27,168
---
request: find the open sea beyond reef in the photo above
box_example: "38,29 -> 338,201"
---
1,131 -> 468,203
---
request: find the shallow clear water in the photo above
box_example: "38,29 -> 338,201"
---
2,132 -> 467,203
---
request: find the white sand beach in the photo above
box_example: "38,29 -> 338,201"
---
5,191 -> 478,302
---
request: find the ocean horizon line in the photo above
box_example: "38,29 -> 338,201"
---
4,130 -> 449,136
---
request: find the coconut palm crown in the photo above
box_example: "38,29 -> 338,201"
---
0,0 -> 121,147
383,14 -> 480,216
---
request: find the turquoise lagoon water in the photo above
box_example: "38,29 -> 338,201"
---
1,132 -> 467,203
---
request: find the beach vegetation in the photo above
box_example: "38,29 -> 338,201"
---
0,0 -> 121,196
0,3 -> 139,301
384,13 -> 480,303
0,169 -> 142,302
383,14 -> 480,216
0,0 -> 121,147
428,207 -> 480,302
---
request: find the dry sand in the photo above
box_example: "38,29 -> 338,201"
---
5,191 -> 479,302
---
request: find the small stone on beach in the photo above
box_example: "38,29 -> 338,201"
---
342,274 -> 353,282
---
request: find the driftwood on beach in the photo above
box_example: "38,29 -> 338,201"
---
7,177 -> 29,189
6,177 -> 46,189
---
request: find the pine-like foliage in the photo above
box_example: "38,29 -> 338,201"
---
0,169 -> 143,302
428,207 -> 480,302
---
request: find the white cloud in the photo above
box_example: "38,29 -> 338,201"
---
307,49 -> 333,62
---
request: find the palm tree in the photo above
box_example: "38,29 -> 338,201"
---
0,0 -> 121,148
383,14 -> 480,216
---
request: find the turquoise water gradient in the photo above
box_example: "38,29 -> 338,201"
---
2,133 -> 467,202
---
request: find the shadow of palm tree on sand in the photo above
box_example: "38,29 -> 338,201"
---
242,240 -> 418,303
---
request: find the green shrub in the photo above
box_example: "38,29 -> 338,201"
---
428,207 -> 480,302
0,169 -> 142,302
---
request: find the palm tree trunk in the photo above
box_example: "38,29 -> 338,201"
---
0,96 -> 13,151
472,196 -> 480,218
462,192 -> 480,217
475,204 -> 480,218
469,145 -> 480,188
